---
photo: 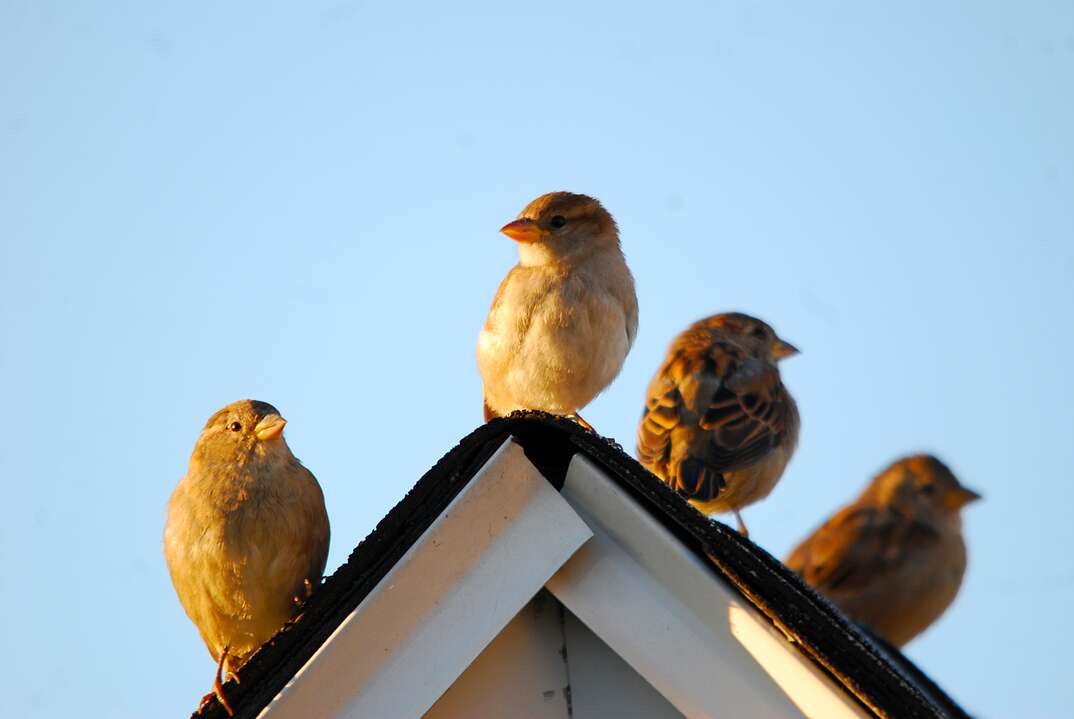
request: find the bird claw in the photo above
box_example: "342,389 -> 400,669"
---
293,577 -> 318,607
197,650 -> 236,716
195,686 -> 234,717
196,692 -> 216,714
567,413 -> 596,432
212,678 -> 235,716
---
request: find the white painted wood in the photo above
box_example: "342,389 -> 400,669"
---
546,454 -> 870,719
259,440 -> 593,719
425,592 -> 569,719
728,605 -> 873,719
562,606 -> 683,719
425,591 -> 684,719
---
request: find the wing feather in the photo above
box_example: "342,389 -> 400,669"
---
637,332 -> 795,502
786,506 -> 942,594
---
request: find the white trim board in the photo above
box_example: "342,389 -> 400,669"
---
258,439 -> 593,719
546,454 -> 871,719
428,592 -> 686,719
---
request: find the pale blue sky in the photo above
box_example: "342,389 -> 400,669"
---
2,2 -> 1071,716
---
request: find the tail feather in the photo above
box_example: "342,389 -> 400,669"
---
676,457 -> 725,502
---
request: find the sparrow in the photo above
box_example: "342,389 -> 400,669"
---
784,454 -> 980,647
636,313 -> 799,537
164,400 -> 330,715
477,191 -> 638,429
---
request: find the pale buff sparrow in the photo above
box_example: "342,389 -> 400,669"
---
477,191 -> 638,429
164,400 -> 330,715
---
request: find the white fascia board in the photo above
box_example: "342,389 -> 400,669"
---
425,593 -> 571,718
546,454 -> 870,719
259,439 -> 593,719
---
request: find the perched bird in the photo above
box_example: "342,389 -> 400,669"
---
637,313 -> 800,537
164,400 -> 330,715
784,455 -> 980,647
477,191 -> 638,429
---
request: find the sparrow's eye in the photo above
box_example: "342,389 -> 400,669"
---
229,422 -> 242,432
549,215 -> 567,229
751,326 -> 767,339
920,483 -> 937,495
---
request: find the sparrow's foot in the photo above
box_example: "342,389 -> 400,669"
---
213,670 -> 235,716
734,510 -> 750,539
567,413 -> 595,432
198,650 -> 235,716
197,692 -> 216,715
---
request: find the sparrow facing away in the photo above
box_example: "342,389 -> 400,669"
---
784,454 -> 980,647
637,313 -> 800,536
477,192 -> 639,429
164,400 -> 330,715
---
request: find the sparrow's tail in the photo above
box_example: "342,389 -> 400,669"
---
675,457 -> 726,503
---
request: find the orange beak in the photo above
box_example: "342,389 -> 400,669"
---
944,485 -> 982,510
254,414 -> 287,442
771,339 -> 800,360
500,218 -> 543,243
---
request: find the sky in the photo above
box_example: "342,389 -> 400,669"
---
1,1 -> 1071,716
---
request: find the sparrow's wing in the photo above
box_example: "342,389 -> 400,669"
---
302,465 -> 332,585
638,335 -> 795,501
785,505 -> 942,594
483,266 -> 522,329
697,345 -> 795,468
637,342 -> 702,486
620,281 -> 639,349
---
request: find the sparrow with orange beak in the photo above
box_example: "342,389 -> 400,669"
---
785,454 -> 981,647
477,192 -> 638,428
164,400 -> 330,715
637,313 -> 800,537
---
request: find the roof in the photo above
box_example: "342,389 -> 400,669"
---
196,412 -> 971,719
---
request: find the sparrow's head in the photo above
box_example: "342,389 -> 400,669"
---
191,399 -> 293,465
863,454 -> 981,519
697,312 -> 799,362
500,192 -> 619,266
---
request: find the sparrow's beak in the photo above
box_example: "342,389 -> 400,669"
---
500,218 -> 543,243
771,339 -> 800,360
945,485 -> 982,510
255,414 -> 287,442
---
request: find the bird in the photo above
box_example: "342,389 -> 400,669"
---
477,191 -> 638,429
636,313 -> 799,537
784,454 -> 980,647
164,400 -> 330,715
